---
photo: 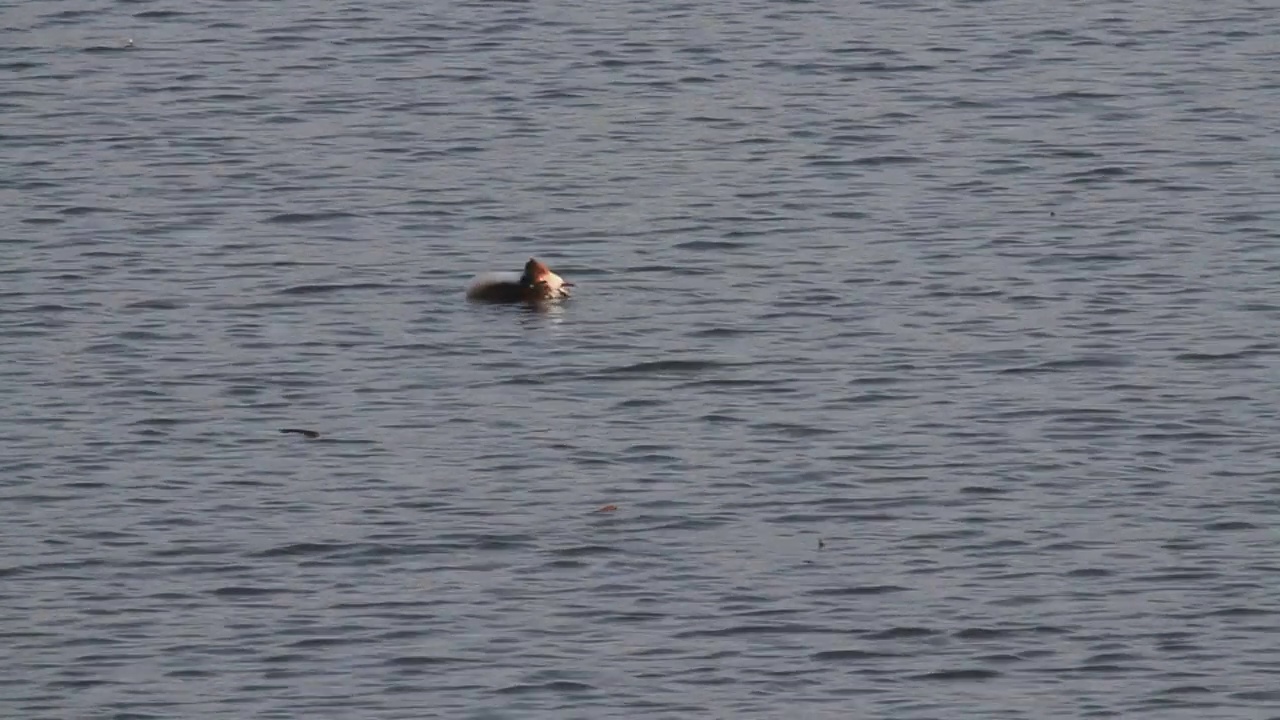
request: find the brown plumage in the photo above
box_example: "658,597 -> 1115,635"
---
465,258 -> 573,304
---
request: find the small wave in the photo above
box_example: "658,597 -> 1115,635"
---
262,211 -> 358,224
808,585 -> 908,597
865,626 -> 939,640
1177,348 -> 1268,362
124,298 -> 186,310
497,680 -> 596,695
548,544 -> 617,558
253,542 -> 345,558
911,668 -> 1001,681
289,636 -> 356,649
749,422 -> 838,438
133,9 -> 192,18
674,239 -> 746,251
674,623 -> 828,639
999,355 -> 1131,374
82,45 -> 131,55
599,359 -> 731,377
1065,567 -> 1112,578
385,655 -> 469,668
1231,689 -> 1280,701
837,62 -> 935,74
277,282 -> 391,295
1202,520 -> 1257,531
210,585 -> 290,598
810,649 -> 901,661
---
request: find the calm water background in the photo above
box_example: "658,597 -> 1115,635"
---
3,0 -> 1280,718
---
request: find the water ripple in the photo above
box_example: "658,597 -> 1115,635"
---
4,0 -> 1280,718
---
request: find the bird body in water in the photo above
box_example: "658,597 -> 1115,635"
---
465,258 -> 573,304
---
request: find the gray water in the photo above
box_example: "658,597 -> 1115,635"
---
3,0 -> 1280,718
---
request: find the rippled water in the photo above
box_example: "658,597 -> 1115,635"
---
4,0 -> 1280,717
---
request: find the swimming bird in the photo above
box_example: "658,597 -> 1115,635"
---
465,258 -> 573,304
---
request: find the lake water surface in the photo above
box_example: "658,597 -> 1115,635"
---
3,0 -> 1280,718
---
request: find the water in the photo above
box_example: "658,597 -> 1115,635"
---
3,0 -> 1280,717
